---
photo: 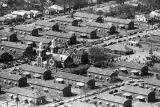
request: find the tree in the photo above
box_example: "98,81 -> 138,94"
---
116,0 -> 126,4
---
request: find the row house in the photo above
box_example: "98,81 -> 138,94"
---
53,72 -> 95,89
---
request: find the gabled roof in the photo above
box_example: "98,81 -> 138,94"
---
0,41 -> 28,50
5,87 -> 44,99
145,78 -> 160,86
151,31 -> 160,37
35,20 -> 57,27
0,72 -> 24,81
45,31 -> 73,39
18,64 -> 48,74
121,85 -> 153,96
87,67 -> 115,77
54,72 -> 93,83
29,79 -> 69,91
66,26 -> 95,34
14,25 -> 36,32
74,12 -> 101,20
105,17 -> 133,25
23,35 -> 51,44
51,53 -> 69,62
97,92 -> 130,104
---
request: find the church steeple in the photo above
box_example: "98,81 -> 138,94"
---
50,38 -> 57,53
37,42 -> 43,67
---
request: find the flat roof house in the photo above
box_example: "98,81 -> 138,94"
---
45,31 -> 77,45
87,67 -> 118,82
53,72 -> 95,89
121,85 -> 155,102
54,17 -> 79,31
23,35 -> 52,48
0,41 -> 34,59
0,72 -> 27,87
18,64 -> 52,80
14,25 -> 38,36
0,30 -> 17,42
86,22 -> 117,35
115,61 -> 148,76
144,78 -> 160,93
5,87 -> 45,105
34,20 -> 59,31
97,92 -> 132,107
66,26 -> 97,39
74,12 -> 103,23
104,17 -> 134,29
29,79 -> 71,97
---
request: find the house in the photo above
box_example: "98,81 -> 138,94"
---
34,20 -> 59,31
71,101 -> 96,107
104,17 -> 134,29
104,44 -> 134,55
87,67 -> 118,81
86,22 -> 117,35
97,92 -> 132,107
67,48 -> 89,65
74,12 -> 103,23
121,85 -> 155,102
45,31 -> 77,45
28,79 -> 71,97
0,41 -> 34,59
115,61 -> 148,76
66,26 -> 97,39
144,78 -> 160,93
0,72 -> 27,87
5,87 -> 45,105
22,35 -> 52,49
0,30 -> 17,42
53,72 -> 95,89
14,25 -> 39,36
17,64 -> 52,80
45,4 -> 64,14
135,14 -> 148,23
54,17 -> 79,31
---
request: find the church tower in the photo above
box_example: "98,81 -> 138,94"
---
37,42 -> 43,67
50,38 -> 57,54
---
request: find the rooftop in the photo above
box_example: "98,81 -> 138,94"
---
74,12 -> 101,20
104,17 -> 133,25
151,31 -> 160,36
86,22 -> 114,29
71,101 -> 96,107
0,72 -> 24,81
23,35 -> 51,44
5,87 -> 44,99
28,79 -> 69,91
0,41 -> 28,50
17,64 -> 49,74
34,20 -> 57,27
145,78 -> 160,86
14,25 -> 37,32
115,61 -> 146,70
120,85 -> 153,96
97,92 -> 129,104
45,31 -> 73,39
133,101 -> 158,107
105,44 -> 133,52
0,30 -> 15,37
87,67 -> 115,76
54,72 -> 93,83
55,17 -> 76,23
66,26 -> 95,34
